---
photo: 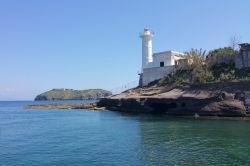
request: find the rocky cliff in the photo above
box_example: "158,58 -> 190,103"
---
97,81 -> 250,117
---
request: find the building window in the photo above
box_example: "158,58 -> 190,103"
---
160,62 -> 164,67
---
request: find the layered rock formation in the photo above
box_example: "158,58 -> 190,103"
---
97,81 -> 250,117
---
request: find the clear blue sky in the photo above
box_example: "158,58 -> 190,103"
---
0,0 -> 249,100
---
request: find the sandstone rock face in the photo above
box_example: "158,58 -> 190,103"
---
98,82 -> 250,117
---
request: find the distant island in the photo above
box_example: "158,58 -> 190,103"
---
35,88 -> 112,101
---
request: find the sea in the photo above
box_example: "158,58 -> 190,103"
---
1,101 -> 250,166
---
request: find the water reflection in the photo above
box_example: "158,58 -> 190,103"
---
119,113 -> 250,165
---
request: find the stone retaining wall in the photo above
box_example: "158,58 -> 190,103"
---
142,66 -> 175,86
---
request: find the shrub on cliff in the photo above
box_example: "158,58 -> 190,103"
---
210,62 -> 235,80
158,69 -> 191,86
211,63 -> 250,81
183,48 -> 206,69
195,69 -> 214,83
158,47 -> 250,86
206,47 -> 236,67
235,67 -> 250,79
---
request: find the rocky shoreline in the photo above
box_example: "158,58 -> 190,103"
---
24,102 -> 106,111
97,96 -> 248,117
97,81 -> 250,117
25,81 -> 250,118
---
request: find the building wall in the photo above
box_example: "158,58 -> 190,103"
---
142,66 -> 175,86
152,52 -> 172,67
235,46 -> 250,69
242,50 -> 250,67
170,51 -> 186,65
141,51 -> 186,86
151,51 -> 185,68
235,54 -> 243,69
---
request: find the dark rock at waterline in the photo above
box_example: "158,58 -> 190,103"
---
97,81 -> 250,117
97,97 -> 246,117
24,102 -> 106,110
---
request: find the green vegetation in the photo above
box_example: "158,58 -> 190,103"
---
158,69 -> 191,85
158,47 -> 250,86
184,48 -> 206,69
206,47 -> 236,67
208,47 -> 235,57
35,89 -> 112,101
195,68 -> 214,83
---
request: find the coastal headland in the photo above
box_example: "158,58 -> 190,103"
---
25,45 -> 250,118
26,81 -> 250,118
97,81 -> 250,117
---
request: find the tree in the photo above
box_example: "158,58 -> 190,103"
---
184,48 -> 206,69
206,47 -> 236,67
229,35 -> 242,51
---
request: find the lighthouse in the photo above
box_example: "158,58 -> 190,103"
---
140,28 -> 154,71
139,28 -> 186,86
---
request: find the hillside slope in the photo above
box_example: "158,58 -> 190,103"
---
35,89 -> 112,101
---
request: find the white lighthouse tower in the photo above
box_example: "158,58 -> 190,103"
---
140,28 -> 154,71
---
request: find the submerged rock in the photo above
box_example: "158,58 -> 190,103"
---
24,102 -> 106,111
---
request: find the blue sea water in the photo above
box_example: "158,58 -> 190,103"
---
1,101 -> 250,166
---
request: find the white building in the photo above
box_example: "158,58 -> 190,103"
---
139,28 -> 186,86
